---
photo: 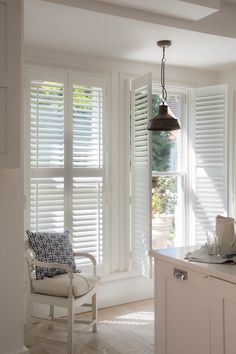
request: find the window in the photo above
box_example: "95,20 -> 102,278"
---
151,91 -> 186,249
25,69 -> 107,272
130,74 -> 228,261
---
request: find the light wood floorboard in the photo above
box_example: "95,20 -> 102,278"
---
29,298 -> 154,354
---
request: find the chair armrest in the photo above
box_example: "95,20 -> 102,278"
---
73,252 -> 97,276
30,260 -> 74,283
34,260 -> 73,277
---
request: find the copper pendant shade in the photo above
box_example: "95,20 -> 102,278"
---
147,40 -> 181,132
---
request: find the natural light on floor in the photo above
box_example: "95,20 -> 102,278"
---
100,311 -> 154,326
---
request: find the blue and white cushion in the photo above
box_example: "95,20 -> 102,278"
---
26,230 -> 77,279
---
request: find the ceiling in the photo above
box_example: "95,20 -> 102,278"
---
24,0 -> 236,71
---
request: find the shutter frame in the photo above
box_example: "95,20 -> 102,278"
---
70,77 -> 106,269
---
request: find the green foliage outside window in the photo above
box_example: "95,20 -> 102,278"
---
152,176 -> 177,215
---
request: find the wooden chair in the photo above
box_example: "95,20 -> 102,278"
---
25,240 -> 99,354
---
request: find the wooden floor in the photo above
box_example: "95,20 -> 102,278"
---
29,298 -> 154,354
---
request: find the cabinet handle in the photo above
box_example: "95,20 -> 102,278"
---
174,268 -> 188,280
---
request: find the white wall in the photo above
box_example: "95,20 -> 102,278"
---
0,1 -> 28,353
24,46 -> 219,308
0,171 -> 26,354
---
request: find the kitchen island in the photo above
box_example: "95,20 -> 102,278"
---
150,247 -> 236,354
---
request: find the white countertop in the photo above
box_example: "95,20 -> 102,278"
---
150,246 -> 236,284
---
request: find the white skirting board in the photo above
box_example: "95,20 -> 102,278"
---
0,346 -> 29,354
97,274 -> 154,309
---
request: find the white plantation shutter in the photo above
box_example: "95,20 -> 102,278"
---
192,85 -> 228,243
131,73 -> 152,277
27,74 -> 106,270
73,177 -> 103,263
30,81 -> 64,168
27,78 -> 65,235
72,83 -> 105,265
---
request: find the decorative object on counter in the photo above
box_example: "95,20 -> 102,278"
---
147,40 -> 181,131
185,244 -> 236,264
185,215 -> 236,264
216,215 -> 236,255
206,230 -> 220,256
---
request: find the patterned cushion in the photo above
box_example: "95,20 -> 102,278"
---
26,230 -> 77,279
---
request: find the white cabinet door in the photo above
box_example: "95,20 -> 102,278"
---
210,276 -> 236,354
155,259 -> 211,354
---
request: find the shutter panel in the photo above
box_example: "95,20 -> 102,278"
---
192,85 -> 228,244
72,82 -> 105,266
0,0 -> 21,168
131,73 -> 152,277
72,177 -> 103,264
30,80 -> 64,168
30,177 -> 64,232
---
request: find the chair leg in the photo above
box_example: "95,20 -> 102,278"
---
25,299 -> 32,347
92,293 -> 97,333
67,299 -> 74,354
48,304 -> 54,329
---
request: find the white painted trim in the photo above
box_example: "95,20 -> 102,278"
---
40,0 -> 236,40
231,92 -> 236,217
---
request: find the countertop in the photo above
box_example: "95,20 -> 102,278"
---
150,246 -> 236,284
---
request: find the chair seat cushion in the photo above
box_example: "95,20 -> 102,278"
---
32,273 -> 99,298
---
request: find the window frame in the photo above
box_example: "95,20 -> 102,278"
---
151,84 -> 190,247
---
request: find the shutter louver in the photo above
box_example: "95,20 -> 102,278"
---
73,85 -> 103,168
30,81 -> 64,168
30,178 -> 64,233
193,86 -> 227,243
131,73 -> 152,277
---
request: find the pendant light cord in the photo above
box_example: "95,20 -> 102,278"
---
161,46 -> 167,104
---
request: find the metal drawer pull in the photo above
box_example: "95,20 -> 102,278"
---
174,268 -> 188,280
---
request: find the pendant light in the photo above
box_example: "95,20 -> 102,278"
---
147,40 -> 181,131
